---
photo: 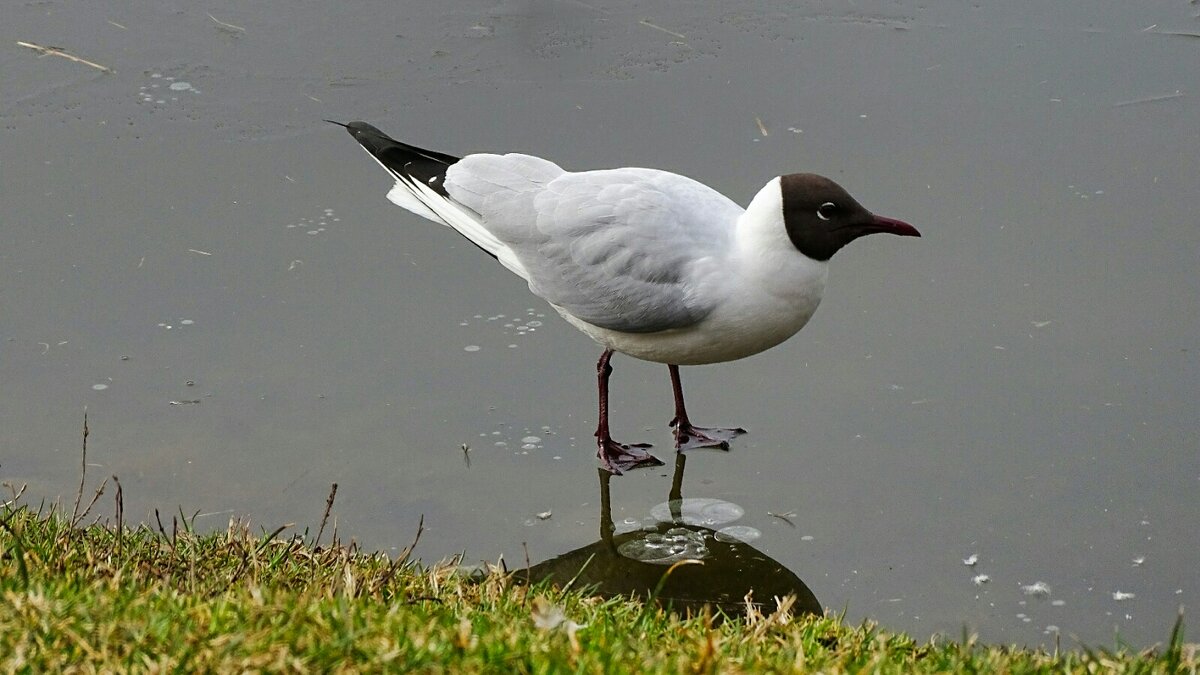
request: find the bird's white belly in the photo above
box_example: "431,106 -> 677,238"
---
555,288 -> 824,365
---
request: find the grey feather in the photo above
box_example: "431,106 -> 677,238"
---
446,158 -> 743,333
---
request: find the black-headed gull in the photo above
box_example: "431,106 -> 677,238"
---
332,121 -> 919,474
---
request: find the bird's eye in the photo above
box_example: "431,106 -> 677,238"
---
816,202 -> 836,221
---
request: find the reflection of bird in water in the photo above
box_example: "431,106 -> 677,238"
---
520,453 -> 821,617
333,121 -> 919,474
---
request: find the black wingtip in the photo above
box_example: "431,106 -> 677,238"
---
334,121 -> 461,199
335,121 -> 409,159
333,121 -> 496,260
326,120 -> 395,147
335,121 -> 460,171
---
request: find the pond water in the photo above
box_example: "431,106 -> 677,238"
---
2,0 -> 1197,648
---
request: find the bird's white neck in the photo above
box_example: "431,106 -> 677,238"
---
735,177 -> 829,306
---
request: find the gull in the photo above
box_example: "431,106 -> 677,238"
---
331,121 -> 919,474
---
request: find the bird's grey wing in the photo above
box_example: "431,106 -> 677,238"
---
443,152 -> 566,278
451,162 -> 742,333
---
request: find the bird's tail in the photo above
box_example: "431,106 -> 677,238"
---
332,121 -> 510,264
331,121 -> 460,222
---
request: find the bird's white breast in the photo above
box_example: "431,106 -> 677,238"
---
559,177 -> 830,365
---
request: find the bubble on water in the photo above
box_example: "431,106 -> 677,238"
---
168,81 -> 195,92
464,345 -> 481,352
613,518 -> 642,535
649,498 -> 744,527
617,527 -> 708,564
521,443 -> 537,450
521,436 -> 542,444
92,383 -> 109,391
180,319 -> 194,325
714,525 -> 761,543
1112,591 -> 1136,601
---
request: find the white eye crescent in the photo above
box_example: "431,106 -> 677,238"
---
817,202 -> 836,221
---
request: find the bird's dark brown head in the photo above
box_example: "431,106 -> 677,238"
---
780,173 -> 920,261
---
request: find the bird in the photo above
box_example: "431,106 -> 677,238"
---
331,121 -> 920,474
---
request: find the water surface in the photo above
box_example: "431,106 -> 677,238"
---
2,0 -> 1197,647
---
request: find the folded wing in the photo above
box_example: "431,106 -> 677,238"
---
448,159 -> 743,333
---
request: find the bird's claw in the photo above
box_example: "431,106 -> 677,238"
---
597,439 -> 664,475
671,422 -> 746,452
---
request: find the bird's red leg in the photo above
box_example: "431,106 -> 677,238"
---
668,364 -> 746,451
594,349 -> 662,474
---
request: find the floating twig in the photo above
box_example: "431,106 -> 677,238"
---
1113,90 -> 1185,107
207,13 -> 246,33
17,41 -> 113,73
1154,30 -> 1200,39
639,19 -> 686,40
767,510 -> 797,527
754,116 -> 770,137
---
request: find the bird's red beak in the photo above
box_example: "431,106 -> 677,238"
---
870,215 -> 921,238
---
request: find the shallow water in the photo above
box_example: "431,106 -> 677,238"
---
2,0 -> 1197,648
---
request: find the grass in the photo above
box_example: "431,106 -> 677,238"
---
1,498 -> 1195,673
